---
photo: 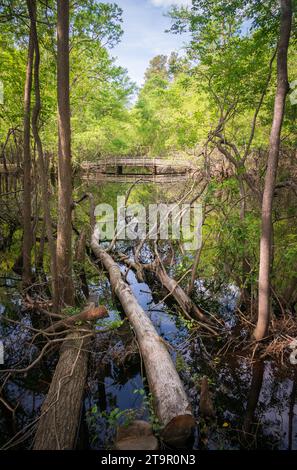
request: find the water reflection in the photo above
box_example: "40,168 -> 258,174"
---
1,176 -> 297,449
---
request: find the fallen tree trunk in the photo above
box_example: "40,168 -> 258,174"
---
33,304 -> 102,450
117,252 -> 146,283
91,235 -> 195,446
75,229 -> 89,299
119,251 -> 217,334
154,263 -> 206,322
152,264 -> 219,335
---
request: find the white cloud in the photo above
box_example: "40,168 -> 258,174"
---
150,0 -> 191,7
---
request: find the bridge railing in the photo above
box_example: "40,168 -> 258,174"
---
82,155 -> 194,169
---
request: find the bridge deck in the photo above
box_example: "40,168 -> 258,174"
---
82,173 -> 189,184
0,164 -> 21,174
81,157 -> 194,170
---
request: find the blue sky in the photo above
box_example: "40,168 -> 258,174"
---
106,0 -> 191,86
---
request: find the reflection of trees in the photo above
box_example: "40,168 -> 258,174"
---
85,326 -> 143,449
0,362 -> 54,448
212,357 -> 296,449
243,361 -> 265,435
288,368 -> 297,450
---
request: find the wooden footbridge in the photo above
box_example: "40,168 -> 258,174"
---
0,164 -> 21,174
81,156 -> 195,183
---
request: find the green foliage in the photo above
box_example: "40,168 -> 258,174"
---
175,352 -> 188,372
86,403 -> 137,446
62,306 -> 81,316
100,407 -> 136,428
133,387 -> 161,434
0,0 -> 135,160
1,0 -> 297,314
96,310 -> 124,330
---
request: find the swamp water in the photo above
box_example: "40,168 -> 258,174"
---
0,178 -> 297,450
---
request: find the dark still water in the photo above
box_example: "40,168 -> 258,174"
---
0,177 -> 296,450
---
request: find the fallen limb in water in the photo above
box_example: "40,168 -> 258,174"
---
33,302 -> 103,450
91,235 -> 195,446
151,264 -> 220,335
44,303 -> 108,334
116,251 -> 156,283
152,262 -> 205,322
118,247 -> 219,335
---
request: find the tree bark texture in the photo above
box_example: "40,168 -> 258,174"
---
56,0 -> 75,307
255,0 -> 292,340
91,236 -> 195,446
27,0 -> 59,307
33,328 -> 91,449
22,6 -> 34,286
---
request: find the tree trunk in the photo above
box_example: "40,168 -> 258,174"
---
56,0 -> 74,307
74,229 -> 89,299
119,252 -> 216,333
33,328 -> 92,449
188,245 -> 202,296
22,12 -> 34,286
239,177 -> 250,308
254,0 -> 292,341
115,421 -> 159,450
155,264 -> 207,323
36,218 -> 46,273
27,0 -> 59,307
91,236 -> 195,446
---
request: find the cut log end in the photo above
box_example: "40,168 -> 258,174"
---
161,414 -> 196,446
115,436 -> 159,450
115,420 -> 159,450
84,305 -> 108,320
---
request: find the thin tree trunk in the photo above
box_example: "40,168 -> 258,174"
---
36,218 -> 45,273
239,177 -> 250,307
188,244 -> 202,296
188,208 -> 206,297
27,0 -> 59,307
22,26 -> 34,286
56,0 -> 74,307
254,0 -> 292,340
74,229 -> 89,299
